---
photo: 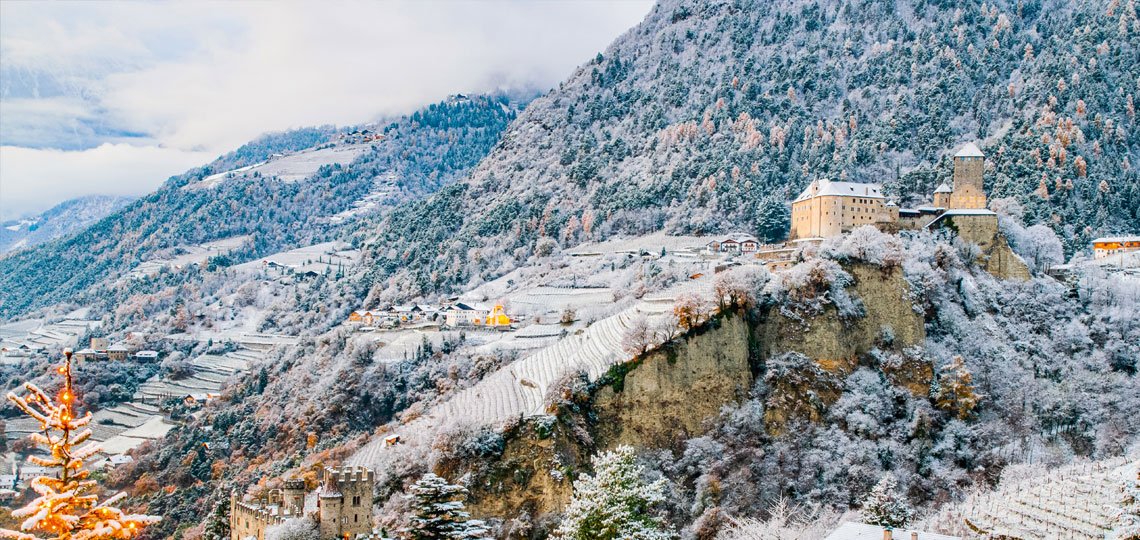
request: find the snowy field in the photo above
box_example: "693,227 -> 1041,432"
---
189,143 -> 368,190
934,456 -> 1140,540
326,171 -> 402,224
128,235 -> 251,278
136,348 -> 260,403
235,241 -> 359,277
564,231 -> 709,256
0,318 -> 102,360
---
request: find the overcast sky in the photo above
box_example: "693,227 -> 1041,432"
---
0,0 -> 654,220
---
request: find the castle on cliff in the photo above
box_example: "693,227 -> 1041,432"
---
230,466 -> 375,540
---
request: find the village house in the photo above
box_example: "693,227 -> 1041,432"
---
1091,235 -> 1140,259
442,302 -> 512,328
390,304 -> 422,322
230,466 -> 375,540
705,233 -> 760,254
106,344 -> 130,361
347,310 -> 379,326
443,303 -> 488,327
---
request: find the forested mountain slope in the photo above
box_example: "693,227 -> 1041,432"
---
0,95 -> 522,318
363,0 -> 1140,299
0,195 -> 134,254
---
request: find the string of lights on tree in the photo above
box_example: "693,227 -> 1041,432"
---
0,350 -> 159,540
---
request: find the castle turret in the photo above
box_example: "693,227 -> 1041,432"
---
318,489 -> 343,539
933,182 -> 952,208
950,143 -> 987,209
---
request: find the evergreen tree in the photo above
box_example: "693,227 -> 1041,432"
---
405,473 -> 489,540
554,445 -> 674,540
860,475 -> 914,528
202,498 -> 230,540
755,196 -> 790,243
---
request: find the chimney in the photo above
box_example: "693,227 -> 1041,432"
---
883,527 -> 893,540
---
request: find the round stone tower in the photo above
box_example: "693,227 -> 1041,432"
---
318,490 -> 343,539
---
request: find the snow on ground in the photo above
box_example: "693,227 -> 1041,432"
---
564,231 -> 710,256
1,318 -> 101,361
188,143 -> 368,191
931,455 -> 1139,540
193,162 -> 266,190
326,171 -> 402,224
234,241 -> 359,277
128,235 -> 251,279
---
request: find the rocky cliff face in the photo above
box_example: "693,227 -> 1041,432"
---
984,233 -> 1032,281
755,264 -> 925,367
462,263 -> 932,527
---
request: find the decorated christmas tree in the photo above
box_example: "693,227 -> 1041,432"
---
0,350 -> 160,540
553,445 -> 674,540
404,473 -> 489,540
859,474 -> 914,528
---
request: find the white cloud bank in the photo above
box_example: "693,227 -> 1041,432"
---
0,144 -> 213,220
0,0 -> 655,219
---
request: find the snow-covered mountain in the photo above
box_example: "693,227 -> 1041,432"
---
0,194 -> 134,254
0,94 -> 525,317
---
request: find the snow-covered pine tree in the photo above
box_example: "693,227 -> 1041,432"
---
553,445 -> 674,540
404,473 -> 489,540
0,350 -> 160,540
859,474 -> 914,528
202,498 -> 230,540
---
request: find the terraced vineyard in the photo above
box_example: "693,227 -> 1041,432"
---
347,275 -> 715,470
135,349 -> 261,403
946,458 -> 1138,540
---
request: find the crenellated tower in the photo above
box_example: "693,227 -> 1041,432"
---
317,466 -> 375,540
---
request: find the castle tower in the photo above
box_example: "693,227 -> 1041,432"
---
318,466 -> 375,539
933,182 -> 952,208
282,478 -> 306,516
318,490 -> 343,539
950,143 -> 987,209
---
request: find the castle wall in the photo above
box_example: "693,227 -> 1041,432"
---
232,468 -> 375,540
230,492 -> 288,540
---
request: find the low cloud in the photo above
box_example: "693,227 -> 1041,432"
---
0,144 -> 213,220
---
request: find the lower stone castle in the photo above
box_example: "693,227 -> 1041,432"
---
230,466 -> 375,540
